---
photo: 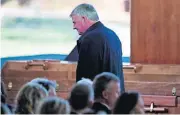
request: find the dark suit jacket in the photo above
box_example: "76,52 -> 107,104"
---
91,102 -> 111,114
73,21 -> 124,92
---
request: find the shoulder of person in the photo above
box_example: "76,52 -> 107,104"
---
84,32 -> 106,43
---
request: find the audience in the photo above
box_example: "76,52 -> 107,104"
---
36,97 -> 70,114
69,78 -> 94,114
15,82 -> 48,114
1,72 -> 146,114
113,91 -> 145,114
31,78 -> 57,96
92,72 -> 121,114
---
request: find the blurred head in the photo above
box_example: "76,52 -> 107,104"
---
113,91 -> 145,114
70,3 -> 99,35
36,97 -> 70,114
15,82 -> 48,114
69,80 -> 94,113
31,78 -> 57,96
93,72 -> 121,109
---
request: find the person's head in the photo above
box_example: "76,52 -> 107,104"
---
113,91 -> 145,114
36,97 -> 70,114
69,79 -> 94,113
70,3 -> 99,35
31,78 -> 57,96
15,82 -> 48,114
93,72 -> 121,109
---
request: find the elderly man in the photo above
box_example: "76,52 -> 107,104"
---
92,72 -> 121,114
70,3 -> 125,92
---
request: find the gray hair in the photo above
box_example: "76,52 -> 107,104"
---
70,3 -> 99,21
77,78 -> 93,86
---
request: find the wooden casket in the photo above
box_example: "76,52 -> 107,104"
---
124,64 -> 180,113
1,60 -> 77,103
1,60 -> 180,113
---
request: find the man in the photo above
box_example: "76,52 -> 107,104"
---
92,72 -> 121,114
70,3 -> 125,92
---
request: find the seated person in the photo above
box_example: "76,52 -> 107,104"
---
113,91 -> 145,114
68,78 -> 94,114
36,97 -> 70,114
92,72 -> 121,114
15,82 -> 48,114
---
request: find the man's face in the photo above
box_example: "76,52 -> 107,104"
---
71,15 -> 86,35
103,81 -> 121,109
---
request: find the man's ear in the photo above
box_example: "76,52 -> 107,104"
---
82,16 -> 87,22
102,90 -> 108,99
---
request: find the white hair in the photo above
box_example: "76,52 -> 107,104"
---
77,78 -> 93,86
70,3 -> 99,21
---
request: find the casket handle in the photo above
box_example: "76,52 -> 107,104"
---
7,82 -> 13,90
144,102 -> 168,113
172,87 -> 176,96
123,64 -> 142,73
56,83 -> 59,92
25,61 -> 48,70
